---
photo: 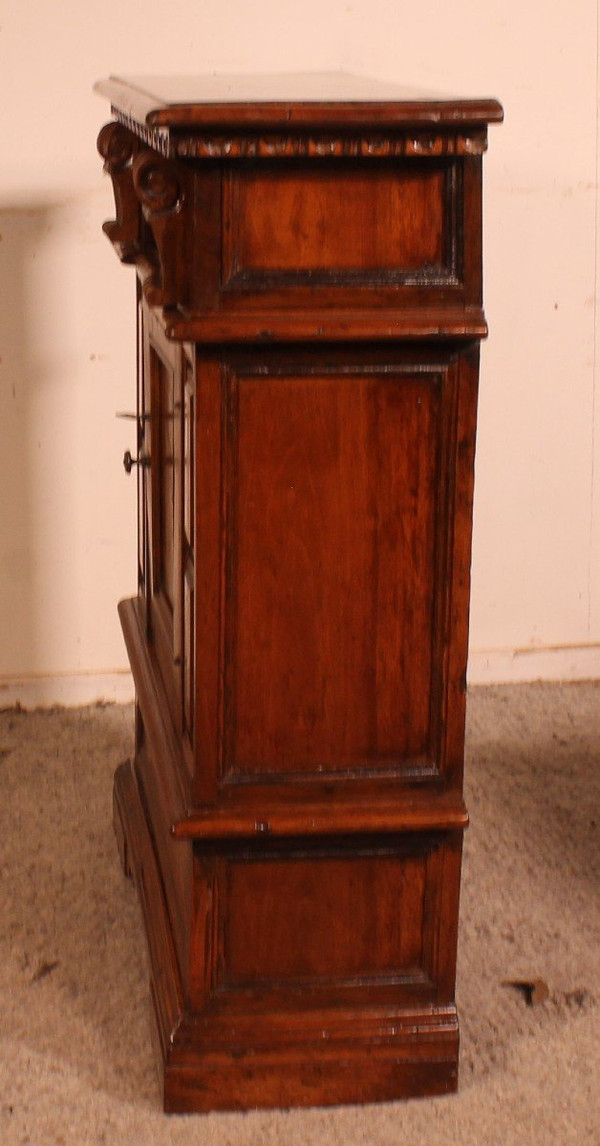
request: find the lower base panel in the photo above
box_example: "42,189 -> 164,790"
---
162,1052 -> 458,1115
113,758 -> 460,1113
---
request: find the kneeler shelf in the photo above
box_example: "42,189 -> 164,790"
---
95,73 -> 502,1113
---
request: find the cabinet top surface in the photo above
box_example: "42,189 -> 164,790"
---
95,73 -> 503,129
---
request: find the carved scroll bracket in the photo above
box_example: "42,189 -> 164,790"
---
131,150 -> 187,308
97,123 -> 188,308
97,122 -> 143,262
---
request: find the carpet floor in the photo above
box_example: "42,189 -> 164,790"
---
1,681 -> 599,1145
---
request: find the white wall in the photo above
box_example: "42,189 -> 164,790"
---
1,0 -> 598,705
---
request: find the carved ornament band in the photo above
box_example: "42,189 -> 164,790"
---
110,109 -> 488,159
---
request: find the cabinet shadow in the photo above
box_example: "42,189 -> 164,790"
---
0,200 -> 74,695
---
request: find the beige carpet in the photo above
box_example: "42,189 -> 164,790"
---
1,682 -> 599,1144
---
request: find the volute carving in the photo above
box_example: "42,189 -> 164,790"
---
133,151 -> 184,216
131,150 -> 187,308
96,122 -> 143,261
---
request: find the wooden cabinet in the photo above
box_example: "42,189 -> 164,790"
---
96,74 -> 502,1113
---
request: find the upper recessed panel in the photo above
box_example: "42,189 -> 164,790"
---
222,159 -> 456,300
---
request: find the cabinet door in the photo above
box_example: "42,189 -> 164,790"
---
136,290 -> 151,632
141,305 -> 184,735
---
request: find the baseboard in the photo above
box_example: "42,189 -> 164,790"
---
0,670 -> 135,710
468,643 -> 600,685
1,646 -> 599,710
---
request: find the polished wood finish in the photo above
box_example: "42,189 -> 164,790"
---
94,73 -> 503,130
97,74 -> 501,1113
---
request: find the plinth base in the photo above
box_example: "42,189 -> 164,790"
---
113,759 -> 460,1113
